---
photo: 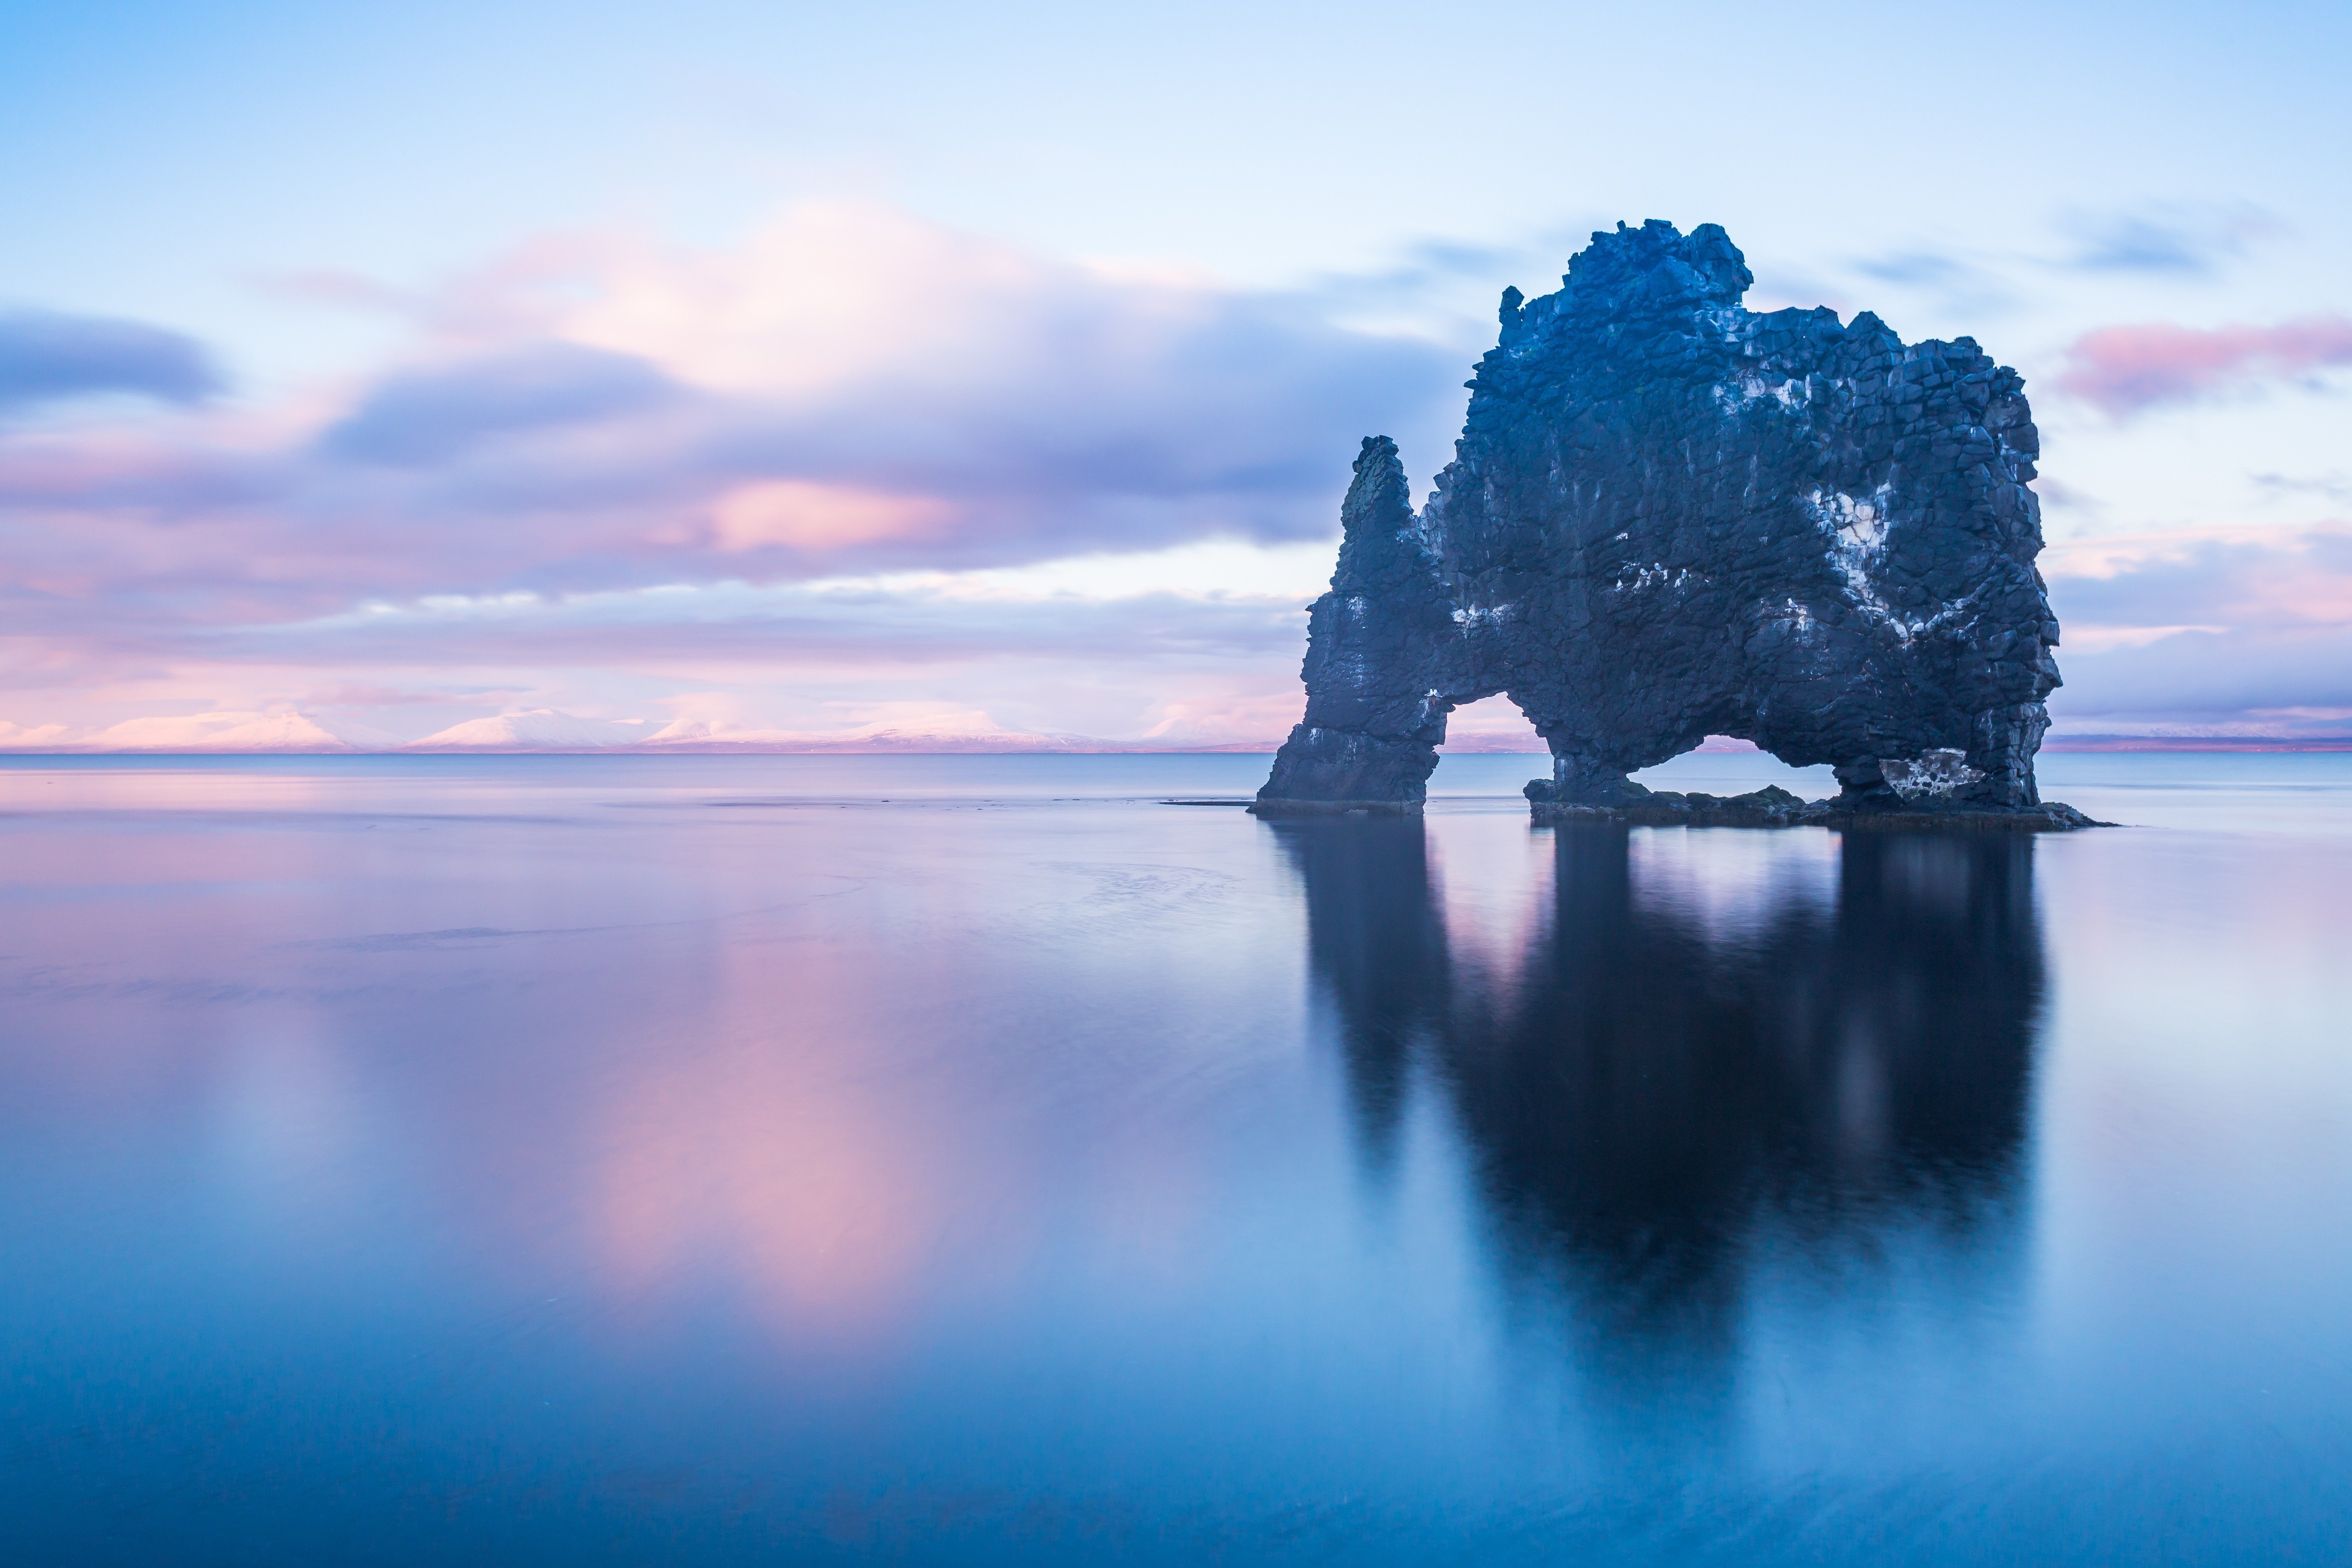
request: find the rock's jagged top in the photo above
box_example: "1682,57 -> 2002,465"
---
1254,219 -> 2088,829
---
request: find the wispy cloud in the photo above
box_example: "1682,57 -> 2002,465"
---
2044,522 -> 2352,732
2252,470 -> 2352,505
2029,477 -> 2103,516
2052,315 -> 2352,418
2055,204 -> 2279,276
319,343 -> 684,465
0,579 -> 1322,750
0,202 -> 1458,695
0,309 -> 223,414
1847,250 -> 2018,317
231,573 -> 1315,670
1836,206 -> 2283,342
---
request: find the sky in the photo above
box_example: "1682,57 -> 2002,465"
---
3,0 -> 2348,749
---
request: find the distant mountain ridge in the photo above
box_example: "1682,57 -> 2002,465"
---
404,710 -> 656,750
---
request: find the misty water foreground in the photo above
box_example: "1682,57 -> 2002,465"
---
3,751 -> 2349,1565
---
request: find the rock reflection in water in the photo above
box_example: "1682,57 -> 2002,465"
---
1279,819 -> 2042,1361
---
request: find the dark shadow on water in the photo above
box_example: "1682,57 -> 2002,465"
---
1274,818 -> 2043,1395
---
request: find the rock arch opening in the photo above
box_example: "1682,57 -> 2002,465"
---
1432,694 -> 1546,755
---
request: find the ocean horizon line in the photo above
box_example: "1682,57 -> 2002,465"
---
6,735 -> 2352,759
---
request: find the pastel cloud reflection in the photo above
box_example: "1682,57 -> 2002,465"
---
598,1028 -> 950,1339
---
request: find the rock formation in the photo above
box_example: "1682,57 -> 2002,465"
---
1253,220 -> 2094,828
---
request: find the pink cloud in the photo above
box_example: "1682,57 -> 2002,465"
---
707,480 -> 955,552
0,201 -> 1455,634
11,522 -> 2352,747
2042,521 -> 2352,626
2054,314 -> 2352,417
0,565 -> 1325,747
2043,521 -> 2352,733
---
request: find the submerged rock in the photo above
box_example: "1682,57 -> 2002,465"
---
1253,220 -> 2095,828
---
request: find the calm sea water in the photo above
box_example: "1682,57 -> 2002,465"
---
2,751 -> 2348,1564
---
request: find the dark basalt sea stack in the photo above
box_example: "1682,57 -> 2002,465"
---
1252,220 -> 2098,829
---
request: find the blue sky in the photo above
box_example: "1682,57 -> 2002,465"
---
3,0 -> 2348,746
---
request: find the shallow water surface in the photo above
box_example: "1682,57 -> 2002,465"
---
2,753 -> 2348,1563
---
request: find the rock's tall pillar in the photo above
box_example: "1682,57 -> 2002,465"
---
1252,438 -> 1461,815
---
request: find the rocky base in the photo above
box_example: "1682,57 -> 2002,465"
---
1524,781 -> 2107,832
